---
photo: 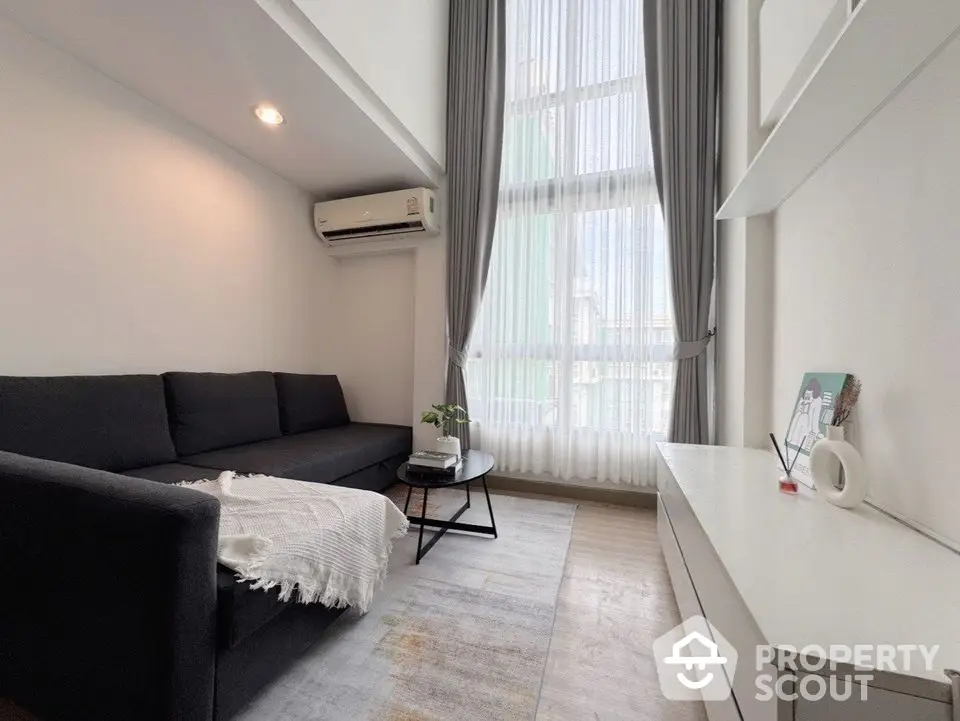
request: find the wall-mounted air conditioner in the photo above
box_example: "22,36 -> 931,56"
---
313,187 -> 439,247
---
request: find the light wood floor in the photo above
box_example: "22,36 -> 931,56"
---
0,494 -> 706,721
533,498 -> 708,721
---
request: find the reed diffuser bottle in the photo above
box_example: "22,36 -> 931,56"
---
770,433 -> 800,494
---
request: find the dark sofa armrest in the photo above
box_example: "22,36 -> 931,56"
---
0,451 -> 220,721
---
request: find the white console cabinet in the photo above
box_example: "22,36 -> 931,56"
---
657,443 -> 957,721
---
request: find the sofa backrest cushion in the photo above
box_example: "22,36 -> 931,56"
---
0,375 -> 177,471
274,373 -> 351,434
163,371 -> 281,455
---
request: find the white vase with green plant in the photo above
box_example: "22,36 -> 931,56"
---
420,403 -> 469,458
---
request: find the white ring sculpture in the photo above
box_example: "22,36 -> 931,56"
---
810,439 -> 868,509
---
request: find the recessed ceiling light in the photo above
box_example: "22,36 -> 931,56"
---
253,104 -> 285,126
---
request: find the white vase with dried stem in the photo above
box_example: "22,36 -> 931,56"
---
811,376 -> 865,500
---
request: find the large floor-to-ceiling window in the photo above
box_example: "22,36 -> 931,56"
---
467,0 -> 672,486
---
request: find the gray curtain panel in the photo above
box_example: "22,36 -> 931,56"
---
444,0 -> 506,448
644,0 -> 721,444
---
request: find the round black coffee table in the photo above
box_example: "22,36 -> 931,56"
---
397,450 -> 497,564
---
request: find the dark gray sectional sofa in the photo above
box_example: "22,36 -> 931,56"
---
0,371 -> 411,721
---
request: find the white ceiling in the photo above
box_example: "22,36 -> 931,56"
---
0,0 -> 441,198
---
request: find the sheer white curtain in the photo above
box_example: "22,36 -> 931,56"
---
466,0 -> 673,487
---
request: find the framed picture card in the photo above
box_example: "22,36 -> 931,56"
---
785,372 -> 853,487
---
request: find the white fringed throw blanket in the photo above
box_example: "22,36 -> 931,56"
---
184,472 -> 409,614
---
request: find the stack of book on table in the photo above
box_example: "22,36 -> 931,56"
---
407,450 -> 462,477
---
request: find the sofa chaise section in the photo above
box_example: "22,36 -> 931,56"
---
0,450 -> 220,721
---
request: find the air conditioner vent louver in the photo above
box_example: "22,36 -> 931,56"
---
313,188 -> 439,249
323,220 -> 425,241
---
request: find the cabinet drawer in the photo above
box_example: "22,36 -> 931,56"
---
659,458 -> 781,721
658,496 -> 702,622
658,497 -> 742,721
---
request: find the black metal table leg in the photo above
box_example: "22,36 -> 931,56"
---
406,481 -> 497,563
403,485 -> 412,515
481,475 -> 498,538
416,487 -> 429,564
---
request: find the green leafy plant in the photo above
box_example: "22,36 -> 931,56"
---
420,403 -> 470,438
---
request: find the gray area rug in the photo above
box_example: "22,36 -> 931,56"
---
235,488 -> 577,721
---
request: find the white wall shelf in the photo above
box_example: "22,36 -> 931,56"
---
759,0 -> 850,129
718,0 -> 960,220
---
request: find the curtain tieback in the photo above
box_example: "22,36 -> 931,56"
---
449,346 -> 468,369
674,328 -> 716,361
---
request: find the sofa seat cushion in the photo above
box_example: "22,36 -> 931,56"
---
274,373 -> 350,434
0,375 -> 177,471
123,463 -> 218,485
216,566 -> 287,650
163,372 -> 281,456
330,452 -> 408,492
183,423 -> 412,483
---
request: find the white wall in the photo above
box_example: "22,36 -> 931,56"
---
287,0 -> 451,435
334,253 -> 416,425
717,0 -> 775,448
294,0 -> 449,168
0,16 -> 337,377
771,35 -> 960,543
328,235 -> 447,445
409,235 -> 448,449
